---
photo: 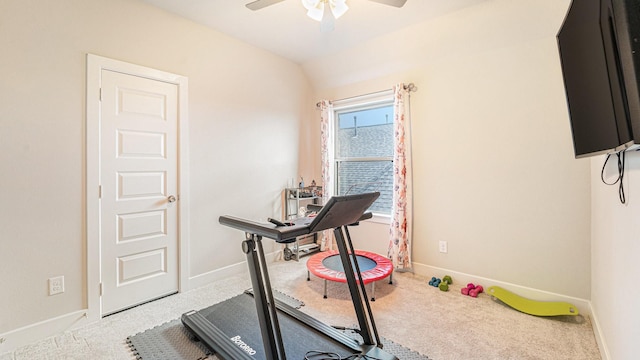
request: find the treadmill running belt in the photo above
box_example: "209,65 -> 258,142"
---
198,293 -> 355,359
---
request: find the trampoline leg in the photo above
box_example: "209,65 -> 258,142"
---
389,272 -> 393,285
371,282 -> 376,302
323,279 -> 327,299
307,270 -> 310,281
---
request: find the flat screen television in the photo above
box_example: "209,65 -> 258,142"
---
557,0 -> 640,158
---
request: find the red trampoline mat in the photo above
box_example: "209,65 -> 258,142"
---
307,250 -> 393,284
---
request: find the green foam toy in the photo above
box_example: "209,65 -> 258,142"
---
487,286 -> 579,317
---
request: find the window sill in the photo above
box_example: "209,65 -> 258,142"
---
368,213 -> 391,225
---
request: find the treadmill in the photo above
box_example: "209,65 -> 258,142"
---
181,192 -> 398,360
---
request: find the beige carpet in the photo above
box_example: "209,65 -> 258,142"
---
267,257 -> 601,360
2,256 -> 601,360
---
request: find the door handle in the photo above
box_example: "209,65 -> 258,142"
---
167,195 -> 177,203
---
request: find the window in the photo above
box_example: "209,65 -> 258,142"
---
334,99 -> 394,215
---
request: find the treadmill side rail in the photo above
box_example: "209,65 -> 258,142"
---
181,311 -> 254,360
270,297 -> 362,351
363,345 -> 400,360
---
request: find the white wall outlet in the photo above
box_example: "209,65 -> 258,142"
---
49,276 -> 65,295
439,240 -> 448,253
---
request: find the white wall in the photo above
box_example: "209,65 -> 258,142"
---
302,0 -> 640,356
4,0 -> 634,357
302,0 -> 593,299
0,0 -> 310,345
591,151 -> 640,360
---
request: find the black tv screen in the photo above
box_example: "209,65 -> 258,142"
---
557,0 -> 640,158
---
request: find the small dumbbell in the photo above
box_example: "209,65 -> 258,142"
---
469,285 -> 484,298
439,275 -> 453,291
429,277 -> 441,287
461,283 -> 475,295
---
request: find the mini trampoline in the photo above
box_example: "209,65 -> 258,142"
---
306,250 -> 393,301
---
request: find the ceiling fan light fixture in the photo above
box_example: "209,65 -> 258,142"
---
331,0 -> 348,19
303,1 -> 324,21
301,0 -> 348,23
320,4 -> 335,32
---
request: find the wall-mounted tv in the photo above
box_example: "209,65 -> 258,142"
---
557,0 -> 640,158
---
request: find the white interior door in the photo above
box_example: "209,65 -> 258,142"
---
100,69 -> 179,315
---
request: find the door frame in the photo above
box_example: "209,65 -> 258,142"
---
85,54 -> 189,321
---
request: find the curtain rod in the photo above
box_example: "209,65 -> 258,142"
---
315,82 -> 417,109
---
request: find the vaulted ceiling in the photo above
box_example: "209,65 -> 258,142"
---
140,0 -> 489,64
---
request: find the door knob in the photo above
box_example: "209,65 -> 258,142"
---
168,195 -> 177,203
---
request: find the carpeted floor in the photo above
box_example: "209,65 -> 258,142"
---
270,258 -> 601,360
2,256 -> 601,359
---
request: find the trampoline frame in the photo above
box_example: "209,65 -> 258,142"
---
307,250 -> 393,301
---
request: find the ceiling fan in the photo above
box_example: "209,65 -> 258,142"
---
246,0 -> 408,11
246,0 -> 407,31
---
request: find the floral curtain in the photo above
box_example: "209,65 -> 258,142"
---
319,100 -> 335,250
388,83 -> 413,270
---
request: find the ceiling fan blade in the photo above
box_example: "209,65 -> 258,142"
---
246,0 -> 286,11
367,0 -> 408,8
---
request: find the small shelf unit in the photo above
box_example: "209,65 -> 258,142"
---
283,186 -> 322,261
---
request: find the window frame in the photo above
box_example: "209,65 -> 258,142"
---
332,92 -> 394,222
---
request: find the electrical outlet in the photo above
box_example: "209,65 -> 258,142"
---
439,241 -> 448,253
49,276 -> 64,295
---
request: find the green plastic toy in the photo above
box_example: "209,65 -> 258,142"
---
487,286 -> 579,317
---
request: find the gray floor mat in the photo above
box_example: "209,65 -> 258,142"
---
127,291 -> 430,360
127,319 -> 213,360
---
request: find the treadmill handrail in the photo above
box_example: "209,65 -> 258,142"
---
218,211 -> 373,243
218,190 -> 378,243
218,216 -> 310,242
307,192 -> 380,233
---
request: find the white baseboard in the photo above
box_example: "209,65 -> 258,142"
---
185,250 -> 281,291
186,260 -> 248,291
589,306 -> 610,360
411,261 -> 592,316
0,310 -> 90,355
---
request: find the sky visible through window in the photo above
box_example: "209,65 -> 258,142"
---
338,106 -> 393,129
